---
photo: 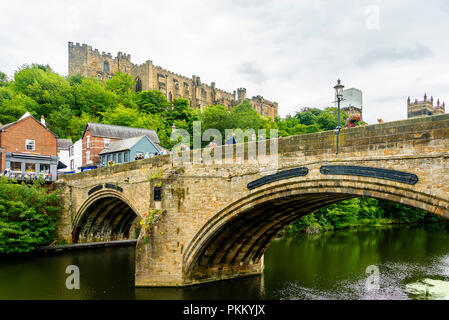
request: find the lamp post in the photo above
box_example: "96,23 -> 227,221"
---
334,79 -> 345,155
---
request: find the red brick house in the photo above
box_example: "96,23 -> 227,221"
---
81,123 -> 161,166
0,112 -> 59,181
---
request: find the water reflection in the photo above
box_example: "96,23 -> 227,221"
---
0,223 -> 448,300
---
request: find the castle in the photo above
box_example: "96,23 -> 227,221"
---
407,94 -> 445,119
68,42 -> 278,120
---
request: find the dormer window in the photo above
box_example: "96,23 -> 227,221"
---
104,138 -> 111,148
25,139 -> 35,151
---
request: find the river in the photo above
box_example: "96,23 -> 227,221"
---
1,223 -> 449,300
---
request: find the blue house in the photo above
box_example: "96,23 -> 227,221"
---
99,135 -> 160,165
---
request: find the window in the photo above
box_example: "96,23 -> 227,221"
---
10,162 -> 21,172
135,77 -> 142,92
104,139 -> 111,148
70,159 -> 74,170
108,154 -> 112,162
26,139 -> 35,151
69,145 -> 74,157
118,153 -> 122,163
104,61 -> 110,73
40,163 -> 50,174
168,92 -> 172,102
124,152 -> 129,162
25,163 -> 36,173
86,136 -> 90,149
86,151 -> 91,164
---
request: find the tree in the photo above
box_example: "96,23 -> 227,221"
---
315,107 -> 349,131
0,178 -> 61,253
105,72 -> 135,95
71,78 -> 117,116
0,71 -> 8,87
136,90 -> 170,114
0,88 -> 38,124
230,99 -> 265,130
200,105 -> 233,143
13,64 -> 74,118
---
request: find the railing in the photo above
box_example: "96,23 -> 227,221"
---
3,171 -> 53,182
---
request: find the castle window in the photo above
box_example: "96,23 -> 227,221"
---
135,77 -> 142,92
168,92 -> 173,102
104,61 -> 110,73
124,66 -> 127,72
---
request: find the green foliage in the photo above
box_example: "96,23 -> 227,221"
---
0,71 -> 8,87
0,177 -> 61,253
136,90 -> 170,114
289,197 -> 442,234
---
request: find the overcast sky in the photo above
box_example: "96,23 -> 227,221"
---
1,0 -> 449,124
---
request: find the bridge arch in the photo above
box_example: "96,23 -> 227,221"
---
72,190 -> 141,243
183,177 -> 449,282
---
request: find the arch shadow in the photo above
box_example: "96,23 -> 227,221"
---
73,190 -> 141,243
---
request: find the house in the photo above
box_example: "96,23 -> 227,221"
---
57,139 -> 72,173
0,112 -> 58,181
81,122 -> 161,166
99,135 -> 160,165
68,139 -> 83,173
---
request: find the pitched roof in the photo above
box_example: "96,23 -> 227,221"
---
0,112 -> 57,137
57,139 -> 73,150
85,122 -> 160,145
99,135 -> 160,155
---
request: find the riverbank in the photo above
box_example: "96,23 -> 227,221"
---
285,197 -> 445,235
288,218 -> 448,235
0,239 -> 137,258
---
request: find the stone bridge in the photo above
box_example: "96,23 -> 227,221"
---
56,114 -> 449,287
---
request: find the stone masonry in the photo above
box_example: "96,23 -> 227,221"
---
56,113 -> 449,287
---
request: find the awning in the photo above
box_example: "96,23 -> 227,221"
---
57,161 -> 68,169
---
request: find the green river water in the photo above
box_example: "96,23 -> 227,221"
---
1,223 -> 449,300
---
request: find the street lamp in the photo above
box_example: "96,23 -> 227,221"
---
334,79 -> 345,155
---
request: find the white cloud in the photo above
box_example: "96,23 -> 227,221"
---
0,0 -> 448,124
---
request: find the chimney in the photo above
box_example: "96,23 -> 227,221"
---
40,115 -> 46,127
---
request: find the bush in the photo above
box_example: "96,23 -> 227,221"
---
0,177 -> 61,253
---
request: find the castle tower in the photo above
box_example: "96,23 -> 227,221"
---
407,94 -> 446,118
236,88 -> 247,103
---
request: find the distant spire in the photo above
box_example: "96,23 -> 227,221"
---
437,99 -> 440,107
424,93 -> 427,102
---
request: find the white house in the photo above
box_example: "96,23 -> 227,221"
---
69,139 -> 83,173
57,139 -> 72,173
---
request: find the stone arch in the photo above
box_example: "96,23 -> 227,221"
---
183,177 -> 449,282
135,77 -> 142,92
73,190 -> 141,243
